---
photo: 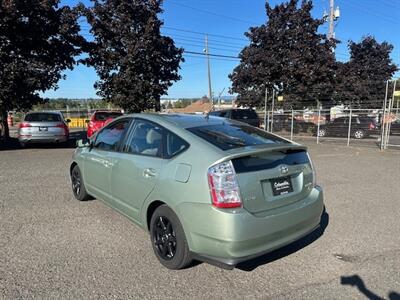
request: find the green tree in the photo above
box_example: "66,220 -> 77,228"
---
84,0 -> 183,113
335,36 -> 397,108
0,0 -> 84,138
229,0 -> 336,109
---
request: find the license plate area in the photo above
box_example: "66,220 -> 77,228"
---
270,176 -> 293,196
39,126 -> 48,131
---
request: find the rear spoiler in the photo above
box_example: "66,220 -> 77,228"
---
213,144 -> 308,166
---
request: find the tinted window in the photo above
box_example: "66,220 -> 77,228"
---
232,110 -> 258,120
187,123 -> 289,151
232,150 -> 309,173
94,119 -> 130,151
25,113 -> 61,122
333,118 -> 345,124
210,110 -> 229,118
125,120 -> 163,157
165,131 -> 189,158
94,112 -> 123,121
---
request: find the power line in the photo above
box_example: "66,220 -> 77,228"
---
183,54 -> 239,62
167,0 -> 255,25
344,0 -> 399,24
184,51 -> 239,59
168,34 -> 245,48
162,26 -> 248,42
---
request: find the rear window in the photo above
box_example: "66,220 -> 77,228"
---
232,150 -> 309,173
209,111 -> 229,118
232,110 -> 258,120
25,113 -> 61,122
94,112 -> 122,121
187,123 -> 289,151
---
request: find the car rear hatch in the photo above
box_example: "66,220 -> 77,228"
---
26,121 -> 66,137
220,145 -> 313,214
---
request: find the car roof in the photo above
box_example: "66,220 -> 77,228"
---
128,113 -> 232,129
26,111 -> 62,115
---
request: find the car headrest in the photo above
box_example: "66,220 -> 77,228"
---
146,129 -> 162,144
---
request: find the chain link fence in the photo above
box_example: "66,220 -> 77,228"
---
257,107 -> 400,149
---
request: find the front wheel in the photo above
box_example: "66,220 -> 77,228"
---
71,165 -> 92,201
354,130 -> 365,139
150,205 -> 192,270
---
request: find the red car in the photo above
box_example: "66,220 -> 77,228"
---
87,111 -> 123,138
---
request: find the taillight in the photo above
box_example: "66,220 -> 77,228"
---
19,122 -> 31,128
307,153 -> 317,187
207,161 -> 242,208
369,123 -> 375,130
56,123 -> 69,136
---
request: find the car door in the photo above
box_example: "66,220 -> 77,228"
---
329,117 -> 346,136
83,118 -> 131,203
108,119 -> 164,224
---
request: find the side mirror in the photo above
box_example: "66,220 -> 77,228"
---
76,139 -> 90,148
66,119 -> 71,123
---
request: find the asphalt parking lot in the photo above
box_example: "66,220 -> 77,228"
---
1,138 -> 400,299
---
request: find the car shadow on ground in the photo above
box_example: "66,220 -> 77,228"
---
341,274 -> 400,300
235,208 -> 329,272
0,131 -> 87,151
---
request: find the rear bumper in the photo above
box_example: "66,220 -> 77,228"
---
18,135 -> 68,143
178,186 -> 324,267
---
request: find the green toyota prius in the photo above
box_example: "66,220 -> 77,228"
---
70,113 -> 324,270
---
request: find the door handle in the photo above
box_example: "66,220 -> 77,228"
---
143,168 -> 156,178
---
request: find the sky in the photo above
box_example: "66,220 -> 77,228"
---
43,0 -> 400,99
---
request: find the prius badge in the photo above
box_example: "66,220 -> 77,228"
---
280,165 -> 289,175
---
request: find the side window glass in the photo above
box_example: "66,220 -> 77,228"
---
94,119 -> 130,151
165,131 -> 189,158
126,120 -> 163,157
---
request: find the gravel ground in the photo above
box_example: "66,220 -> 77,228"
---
0,140 -> 399,299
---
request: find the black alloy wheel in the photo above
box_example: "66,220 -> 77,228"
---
71,165 -> 91,201
150,205 -> 192,269
152,216 -> 177,260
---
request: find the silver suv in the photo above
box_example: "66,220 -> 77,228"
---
18,112 -> 70,147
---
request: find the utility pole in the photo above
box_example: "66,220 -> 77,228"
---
328,0 -> 335,39
327,0 -> 340,40
205,35 -> 213,102
264,87 -> 268,131
217,88 -> 225,110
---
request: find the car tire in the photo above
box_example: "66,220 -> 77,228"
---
150,205 -> 192,270
71,165 -> 92,201
318,128 -> 326,137
354,130 -> 365,139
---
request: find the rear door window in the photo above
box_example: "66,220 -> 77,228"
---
124,120 -> 164,157
187,123 -> 289,151
164,131 -> 189,158
25,113 -> 61,122
94,118 -> 131,151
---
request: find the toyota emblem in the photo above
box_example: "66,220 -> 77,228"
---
280,165 -> 289,175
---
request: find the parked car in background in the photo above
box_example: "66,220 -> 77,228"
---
209,108 -> 260,127
70,113 -> 324,270
315,116 -> 377,139
271,115 -> 316,133
389,119 -> 400,135
87,110 -> 123,138
18,111 -> 70,147
0,120 -> 4,142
